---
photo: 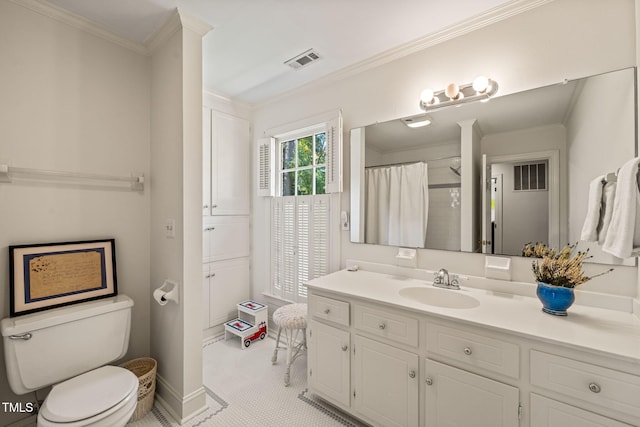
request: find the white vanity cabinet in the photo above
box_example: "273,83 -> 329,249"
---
308,320 -> 351,407
530,394 -> 633,427
424,359 -> 519,427
353,335 -> 419,427
306,270 -> 640,427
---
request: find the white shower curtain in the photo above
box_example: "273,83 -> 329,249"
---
365,162 -> 429,248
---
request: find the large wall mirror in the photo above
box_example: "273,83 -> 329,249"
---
350,67 -> 637,266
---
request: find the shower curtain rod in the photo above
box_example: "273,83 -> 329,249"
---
364,155 -> 461,169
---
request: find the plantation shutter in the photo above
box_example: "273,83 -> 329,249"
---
311,195 -> 330,280
257,137 -> 275,196
296,198 -> 311,299
281,197 -> 297,301
271,198 -> 283,295
271,195 -> 331,302
325,112 -> 343,194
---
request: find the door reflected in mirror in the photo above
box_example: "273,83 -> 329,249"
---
350,67 -> 636,266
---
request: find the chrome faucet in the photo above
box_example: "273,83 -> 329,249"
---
433,268 -> 460,290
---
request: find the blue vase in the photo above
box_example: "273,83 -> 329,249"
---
536,282 -> 575,316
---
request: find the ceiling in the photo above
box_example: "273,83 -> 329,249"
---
45,0 -> 527,105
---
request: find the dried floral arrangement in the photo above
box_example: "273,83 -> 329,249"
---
522,242 -> 613,288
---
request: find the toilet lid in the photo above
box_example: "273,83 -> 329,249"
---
40,366 -> 138,423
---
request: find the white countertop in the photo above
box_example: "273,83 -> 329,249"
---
306,269 -> 640,363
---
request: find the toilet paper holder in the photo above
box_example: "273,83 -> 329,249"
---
154,279 -> 179,306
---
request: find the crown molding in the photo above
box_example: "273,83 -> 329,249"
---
144,9 -> 182,54
178,9 -> 213,38
254,0 -> 554,109
11,1 -> 212,57
144,9 -> 213,54
10,0 -> 149,55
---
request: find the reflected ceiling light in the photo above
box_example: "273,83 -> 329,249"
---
402,115 -> 432,128
420,76 -> 498,112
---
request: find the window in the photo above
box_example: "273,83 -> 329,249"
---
261,112 -> 342,302
514,161 -> 547,191
280,131 -> 327,196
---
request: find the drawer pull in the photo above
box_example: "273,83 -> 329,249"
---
324,308 -> 331,314
463,347 -> 472,355
212,204 -> 218,208
588,382 -> 601,393
426,377 -> 433,386
341,345 -> 348,352
378,322 -> 386,330
409,370 -> 416,379
203,204 -> 209,209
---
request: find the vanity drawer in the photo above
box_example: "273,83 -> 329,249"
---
426,323 -> 519,379
353,304 -> 418,347
530,350 -> 640,419
309,295 -> 350,327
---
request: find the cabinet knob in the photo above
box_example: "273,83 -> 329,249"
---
588,382 -> 601,393
203,205 -> 209,209
409,370 -> 416,379
426,377 -> 433,386
463,347 -> 472,355
324,308 -> 331,314
341,345 -> 348,352
211,204 -> 218,208
378,322 -> 386,330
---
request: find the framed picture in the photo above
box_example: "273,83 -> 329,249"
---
9,239 -> 117,317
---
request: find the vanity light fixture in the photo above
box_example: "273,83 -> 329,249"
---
420,76 -> 499,112
402,114 -> 433,128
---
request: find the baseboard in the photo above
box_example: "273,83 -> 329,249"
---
155,373 -> 207,424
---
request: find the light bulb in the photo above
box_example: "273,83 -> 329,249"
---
420,89 -> 435,104
445,83 -> 459,100
473,76 -> 490,93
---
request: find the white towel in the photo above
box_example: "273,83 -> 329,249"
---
597,180 -> 616,245
580,175 -> 604,242
602,157 -> 640,258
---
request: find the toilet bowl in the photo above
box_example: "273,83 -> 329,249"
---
37,366 -> 139,427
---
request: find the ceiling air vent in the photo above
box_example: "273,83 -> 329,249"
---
285,49 -> 321,70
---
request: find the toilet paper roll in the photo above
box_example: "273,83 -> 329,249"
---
153,288 -> 168,306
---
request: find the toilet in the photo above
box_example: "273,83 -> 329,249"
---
1,295 -> 139,426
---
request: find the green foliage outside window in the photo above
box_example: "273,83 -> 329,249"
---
281,132 -> 327,196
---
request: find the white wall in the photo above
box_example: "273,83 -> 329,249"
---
566,68 -> 636,265
0,1 -> 150,424
251,0 -> 637,306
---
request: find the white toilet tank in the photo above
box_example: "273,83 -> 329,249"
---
1,295 -> 134,395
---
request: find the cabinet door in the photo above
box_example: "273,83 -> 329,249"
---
203,216 -> 250,263
308,321 -> 350,407
202,264 -> 211,329
203,107 -> 212,216
211,111 -> 250,215
353,335 -> 419,427
530,394 -> 633,427
425,359 -> 519,427
208,258 -> 250,326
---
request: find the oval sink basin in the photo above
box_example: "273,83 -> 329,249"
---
398,286 -> 480,309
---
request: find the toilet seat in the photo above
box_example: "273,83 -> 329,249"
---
38,365 -> 138,426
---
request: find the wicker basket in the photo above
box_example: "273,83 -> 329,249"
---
120,357 -> 157,422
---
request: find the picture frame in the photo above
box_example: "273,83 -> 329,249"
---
9,239 -> 117,317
